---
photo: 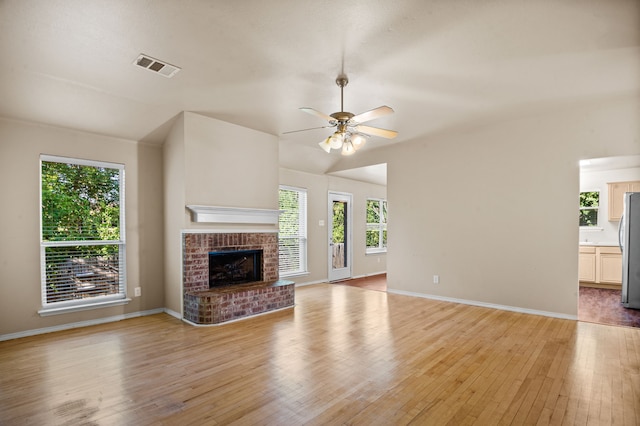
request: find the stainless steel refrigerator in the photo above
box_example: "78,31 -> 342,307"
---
620,192 -> 640,309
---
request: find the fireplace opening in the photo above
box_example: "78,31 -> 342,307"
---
208,249 -> 263,288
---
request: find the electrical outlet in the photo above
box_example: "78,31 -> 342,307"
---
134,287 -> 141,297
433,275 -> 439,284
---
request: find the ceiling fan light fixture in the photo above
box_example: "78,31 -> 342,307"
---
351,133 -> 367,150
287,74 -> 397,155
341,140 -> 356,156
319,137 -> 332,153
329,132 -> 344,149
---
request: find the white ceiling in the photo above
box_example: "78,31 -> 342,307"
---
1,1 -> 639,182
329,163 -> 387,187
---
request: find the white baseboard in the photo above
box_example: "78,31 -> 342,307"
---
0,308 -> 165,342
387,289 -> 578,321
163,308 -> 182,320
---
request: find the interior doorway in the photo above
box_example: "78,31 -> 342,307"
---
578,155 -> 640,328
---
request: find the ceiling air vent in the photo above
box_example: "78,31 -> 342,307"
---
134,54 -> 180,78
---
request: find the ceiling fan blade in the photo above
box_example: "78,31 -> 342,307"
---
282,125 -> 334,135
351,105 -> 394,124
356,125 -> 398,139
300,107 -> 334,122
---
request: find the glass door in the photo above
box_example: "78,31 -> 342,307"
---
328,192 -> 352,281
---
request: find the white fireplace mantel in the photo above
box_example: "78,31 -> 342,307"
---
186,205 -> 280,225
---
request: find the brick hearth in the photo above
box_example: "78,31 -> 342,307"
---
184,280 -> 294,324
182,232 -> 294,325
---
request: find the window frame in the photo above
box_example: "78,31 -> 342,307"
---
579,190 -> 600,228
39,155 -> 128,316
366,198 -> 387,254
278,185 -> 308,277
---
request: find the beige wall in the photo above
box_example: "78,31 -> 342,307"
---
162,113 -> 186,314
280,168 -> 387,285
0,118 -> 165,336
162,112 -> 280,314
384,96 -> 640,317
184,113 -> 279,212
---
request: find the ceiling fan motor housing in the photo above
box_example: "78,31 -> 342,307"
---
330,111 -> 354,123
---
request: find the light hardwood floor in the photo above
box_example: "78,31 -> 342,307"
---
1,283 -> 639,425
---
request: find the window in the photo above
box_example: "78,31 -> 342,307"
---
279,186 -> 307,276
366,198 -> 387,253
579,191 -> 599,227
40,155 -> 126,314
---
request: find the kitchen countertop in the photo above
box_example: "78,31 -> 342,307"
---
579,242 -> 619,247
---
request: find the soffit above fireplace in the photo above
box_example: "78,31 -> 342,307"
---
186,205 -> 280,225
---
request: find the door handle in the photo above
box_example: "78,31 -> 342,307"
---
618,214 -> 624,251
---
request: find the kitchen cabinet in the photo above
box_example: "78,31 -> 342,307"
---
598,246 -> 622,284
578,245 -> 622,285
608,180 -> 640,221
578,246 -> 596,282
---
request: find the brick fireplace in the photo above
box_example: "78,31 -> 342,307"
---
182,232 -> 294,325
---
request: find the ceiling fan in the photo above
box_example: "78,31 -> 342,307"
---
285,75 -> 398,155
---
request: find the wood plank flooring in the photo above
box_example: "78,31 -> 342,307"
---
1,283 -> 640,425
342,275 -> 640,329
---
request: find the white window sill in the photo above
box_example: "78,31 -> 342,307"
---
366,249 -> 387,255
38,298 -> 131,317
579,227 -> 603,232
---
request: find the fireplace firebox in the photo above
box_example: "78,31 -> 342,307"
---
208,249 -> 263,288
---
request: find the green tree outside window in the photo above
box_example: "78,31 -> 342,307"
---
366,199 -> 387,252
579,191 -> 599,227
